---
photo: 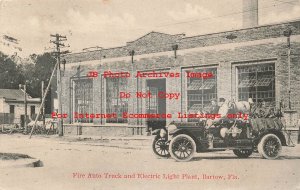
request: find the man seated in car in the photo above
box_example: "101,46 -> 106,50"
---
209,98 -> 220,114
205,98 -> 226,129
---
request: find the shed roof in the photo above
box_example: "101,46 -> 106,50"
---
0,89 -> 40,103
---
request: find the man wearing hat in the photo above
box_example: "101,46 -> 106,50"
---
209,98 -> 220,114
205,98 -> 226,148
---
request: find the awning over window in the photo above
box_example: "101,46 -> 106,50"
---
188,104 -> 203,113
238,79 -> 256,87
187,80 -> 202,90
238,76 -> 273,88
256,77 -> 273,87
200,80 -> 216,90
188,79 -> 216,90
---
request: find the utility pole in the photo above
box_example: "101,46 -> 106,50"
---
283,28 -> 300,144
29,62 -> 59,138
50,34 -> 68,137
24,82 -> 27,134
42,81 -> 45,127
283,29 -> 292,110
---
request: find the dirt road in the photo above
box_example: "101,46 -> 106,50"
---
0,134 -> 299,190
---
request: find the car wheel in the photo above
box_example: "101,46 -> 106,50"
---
152,135 -> 170,158
233,149 -> 253,158
258,134 -> 282,159
169,134 -> 196,162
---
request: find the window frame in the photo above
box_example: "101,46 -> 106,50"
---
9,105 -> 15,114
234,61 -> 276,105
105,77 -> 129,124
30,105 -> 35,116
184,66 -> 218,122
72,77 -> 94,123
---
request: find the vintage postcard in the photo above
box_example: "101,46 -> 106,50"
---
0,0 -> 300,189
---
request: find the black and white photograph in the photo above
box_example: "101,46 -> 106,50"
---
0,0 -> 300,189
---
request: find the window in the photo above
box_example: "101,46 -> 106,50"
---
74,79 -> 93,123
30,106 -> 35,116
186,68 -> 217,121
237,63 -> 275,105
9,105 -> 15,114
106,78 -> 128,123
146,87 -> 158,114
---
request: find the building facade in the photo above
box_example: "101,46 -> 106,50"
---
0,89 -> 41,125
61,20 -> 300,136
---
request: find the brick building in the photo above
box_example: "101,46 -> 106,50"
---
60,19 -> 300,136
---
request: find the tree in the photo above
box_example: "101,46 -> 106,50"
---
0,51 -> 20,89
0,51 -> 56,114
28,53 -> 56,114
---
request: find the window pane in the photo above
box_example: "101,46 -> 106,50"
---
106,78 -> 128,123
186,68 -> 217,122
74,79 -> 93,123
9,105 -> 15,114
237,63 -> 275,105
146,87 -> 158,114
30,106 -> 35,116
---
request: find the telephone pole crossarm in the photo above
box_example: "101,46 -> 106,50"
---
49,33 -> 68,137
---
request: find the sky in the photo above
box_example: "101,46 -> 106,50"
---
0,0 -> 300,57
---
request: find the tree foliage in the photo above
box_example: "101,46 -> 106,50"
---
0,52 -> 21,89
0,51 -> 56,113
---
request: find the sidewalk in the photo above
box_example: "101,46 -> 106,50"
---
0,152 -> 43,168
1,134 -> 153,168
0,158 -> 43,168
63,134 -> 152,141
34,134 -> 154,150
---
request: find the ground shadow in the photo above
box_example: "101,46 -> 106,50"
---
191,154 -> 300,161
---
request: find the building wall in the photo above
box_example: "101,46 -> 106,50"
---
61,21 -> 300,133
2,102 -> 40,120
63,20 -> 300,63
0,98 -> 4,112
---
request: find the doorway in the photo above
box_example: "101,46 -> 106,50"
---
146,78 -> 166,131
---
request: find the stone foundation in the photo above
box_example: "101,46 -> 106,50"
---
63,124 -> 146,136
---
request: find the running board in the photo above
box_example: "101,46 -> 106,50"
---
207,147 -> 253,150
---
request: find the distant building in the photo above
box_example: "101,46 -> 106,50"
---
0,89 -> 41,125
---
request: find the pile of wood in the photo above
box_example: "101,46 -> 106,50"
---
0,123 -> 23,134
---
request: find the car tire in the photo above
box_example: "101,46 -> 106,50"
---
233,149 -> 253,158
169,134 -> 196,162
152,135 -> 170,158
258,134 -> 282,159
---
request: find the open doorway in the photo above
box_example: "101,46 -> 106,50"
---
146,78 -> 166,131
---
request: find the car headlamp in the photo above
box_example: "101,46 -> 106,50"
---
160,129 -> 167,137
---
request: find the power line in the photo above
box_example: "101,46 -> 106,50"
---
274,0 -> 299,5
62,0 -> 298,33
259,0 -> 300,21
50,34 -> 68,137
119,0 -> 295,33
59,0 -> 300,54
29,34 -> 69,138
153,0 -> 298,28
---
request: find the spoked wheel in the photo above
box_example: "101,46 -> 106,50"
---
152,135 -> 170,158
258,134 -> 282,159
233,149 -> 253,158
169,134 -> 196,162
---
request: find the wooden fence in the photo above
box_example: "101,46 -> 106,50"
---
0,113 -> 15,124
